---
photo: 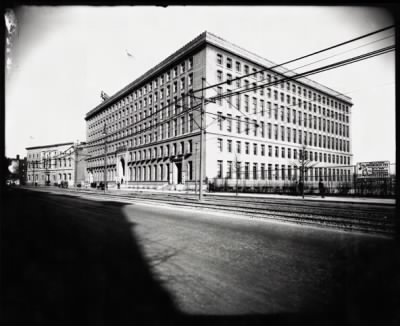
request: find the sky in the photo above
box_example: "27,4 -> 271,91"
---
5,6 -> 396,164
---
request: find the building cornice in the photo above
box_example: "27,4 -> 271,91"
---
85,31 -> 353,121
85,32 -> 208,121
26,142 -> 74,150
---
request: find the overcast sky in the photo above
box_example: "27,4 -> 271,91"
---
5,6 -> 395,164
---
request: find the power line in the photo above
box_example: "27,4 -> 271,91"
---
86,26 -> 393,147
211,44 -> 394,103
191,25 -> 394,94
84,41 -> 394,159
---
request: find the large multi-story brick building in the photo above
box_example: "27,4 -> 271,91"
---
84,31 -> 353,190
26,142 -> 87,186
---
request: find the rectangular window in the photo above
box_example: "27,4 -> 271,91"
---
226,57 -> 232,69
236,141 -> 241,154
227,114 -> 232,132
217,160 -> 223,178
217,53 -> 223,65
218,138 -> 223,152
253,163 -> 258,180
227,161 -> 233,178
236,116 -> 241,134
227,140 -> 232,153
261,163 -> 265,179
245,163 -> 250,179
236,61 -> 241,72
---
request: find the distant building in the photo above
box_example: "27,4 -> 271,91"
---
26,142 -> 87,186
84,31 -> 353,190
5,155 -> 27,185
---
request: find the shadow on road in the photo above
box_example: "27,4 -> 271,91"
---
1,188 -> 399,325
0,188 -> 178,324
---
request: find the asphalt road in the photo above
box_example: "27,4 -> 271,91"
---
1,188 -> 399,324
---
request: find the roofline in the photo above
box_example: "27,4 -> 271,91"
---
204,31 -> 353,104
26,142 -> 74,150
85,32 -> 208,120
85,31 -> 353,120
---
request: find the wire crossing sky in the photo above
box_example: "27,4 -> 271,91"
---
5,6 -> 395,164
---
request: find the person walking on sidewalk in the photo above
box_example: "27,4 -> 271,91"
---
318,179 -> 325,198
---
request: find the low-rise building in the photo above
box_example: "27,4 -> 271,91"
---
26,142 -> 87,186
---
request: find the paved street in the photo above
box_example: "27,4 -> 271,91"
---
1,188 -> 399,324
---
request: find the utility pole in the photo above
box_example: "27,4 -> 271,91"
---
74,142 -> 78,188
199,78 -> 205,201
194,142 -> 198,194
235,154 -> 239,197
103,123 -> 107,193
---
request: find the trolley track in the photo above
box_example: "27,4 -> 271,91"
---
21,187 -> 396,235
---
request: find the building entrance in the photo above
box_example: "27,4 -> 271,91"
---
176,162 -> 182,184
118,157 -> 126,183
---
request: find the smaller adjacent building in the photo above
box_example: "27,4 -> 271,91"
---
26,142 -> 88,186
5,155 -> 27,185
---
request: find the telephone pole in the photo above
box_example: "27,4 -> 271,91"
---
103,123 -> 107,193
199,78 -> 205,201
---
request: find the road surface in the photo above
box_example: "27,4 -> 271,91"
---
1,188 -> 399,324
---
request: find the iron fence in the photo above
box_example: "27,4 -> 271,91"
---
207,164 -> 396,198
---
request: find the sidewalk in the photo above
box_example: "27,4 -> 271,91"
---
83,186 -> 396,206
20,185 -> 396,206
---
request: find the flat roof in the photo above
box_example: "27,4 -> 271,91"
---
85,31 -> 353,120
26,142 -> 74,150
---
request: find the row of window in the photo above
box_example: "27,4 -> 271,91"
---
27,173 -> 72,181
88,113 -> 196,159
88,87 -> 197,142
28,158 -> 72,169
216,52 -> 350,113
217,138 -> 351,165
215,80 -> 350,125
216,160 -> 352,182
217,111 -> 350,139
88,140 -> 195,168
88,57 -> 193,131
90,161 -> 194,182
216,117 -> 350,152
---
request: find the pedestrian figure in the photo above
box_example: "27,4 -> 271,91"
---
319,179 -> 325,198
117,181 -> 120,189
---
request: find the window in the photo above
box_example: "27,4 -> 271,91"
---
244,95 -> 249,112
253,163 -> 258,180
217,112 -> 223,131
227,161 -> 233,178
275,146 -> 279,157
217,70 -> 223,82
217,87 -> 222,106
217,160 -> 223,178
217,53 -> 223,65
236,61 -> 241,72
245,142 -> 250,154
236,141 -> 241,154
236,162 -> 241,179
261,163 -> 265,179
245,163 -> 250,179
236,117 -> 241,134
226,58 -> 232,69
227,114 -> 232,132
227,140 -> 232,152
253,143 -> 258,155
218,138 -> 223,152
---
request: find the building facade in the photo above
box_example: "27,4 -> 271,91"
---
26,142 -> 88,186
84,32 -> 353,190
